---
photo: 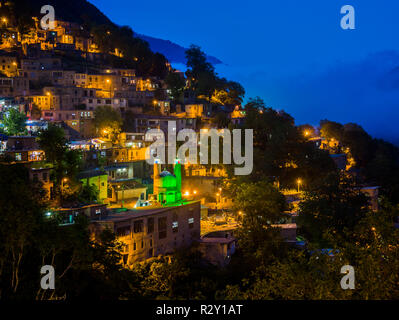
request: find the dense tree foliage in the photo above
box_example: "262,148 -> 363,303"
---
320,119 -> 399,201
37,124 -> 82,201
94,106 -> 122,143
2,108 -> 27,136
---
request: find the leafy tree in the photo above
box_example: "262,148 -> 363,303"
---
37,124 -> 82,202
77,183 -> 99,203
233,181 -> 288,267
298,124 -> 316,138
320,120 -> 344,142
224,199 -> 399,300
212,79 -> 245,106
185,44 -> 215,77
0,164 -> 47,297
297,172 -> 369,246
94,105 -> 122,143
165,71 -> 186,103
2,108 -> 27,136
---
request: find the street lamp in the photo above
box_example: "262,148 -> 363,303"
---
297,179 -> 302,193
61,177 -> 68,195
118,184 -> 125,208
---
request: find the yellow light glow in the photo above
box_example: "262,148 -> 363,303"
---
193,190 -> 197,194
184,191 -> 190,196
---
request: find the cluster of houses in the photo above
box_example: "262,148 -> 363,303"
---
0,17 -> 247,267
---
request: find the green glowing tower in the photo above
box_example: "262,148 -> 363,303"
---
154,158 -> 182,205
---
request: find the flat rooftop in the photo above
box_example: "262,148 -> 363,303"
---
99,200 -> 200,223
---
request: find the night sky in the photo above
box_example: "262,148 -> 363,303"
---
90,0 -> 399,143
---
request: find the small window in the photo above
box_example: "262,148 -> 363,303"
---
172,221 -> 178,233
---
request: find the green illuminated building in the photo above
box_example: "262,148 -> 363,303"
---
153,159 -> 182,205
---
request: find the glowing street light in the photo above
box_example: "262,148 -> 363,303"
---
297,179 -> 302,193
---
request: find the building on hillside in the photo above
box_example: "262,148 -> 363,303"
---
40,109 -> 95,139
198,230 -> 236,267
29,165 -> 53,200
0,77 -> 29,96
55,203 -> 108,226
90,200 -> 201,266
83,96 -> 128,112
0,52 -> 18,77
230,106 -> 245,126
5,136 -> 44,162
153,159 -> 183,205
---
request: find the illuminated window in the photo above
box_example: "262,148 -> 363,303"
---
188,217 -> 194,229
172,221 -> 178,233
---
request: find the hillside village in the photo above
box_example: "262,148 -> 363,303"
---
0,4 -> 383,267
2,0 -> 399,301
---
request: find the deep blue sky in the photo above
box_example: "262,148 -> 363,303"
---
91,0 -> 399,143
